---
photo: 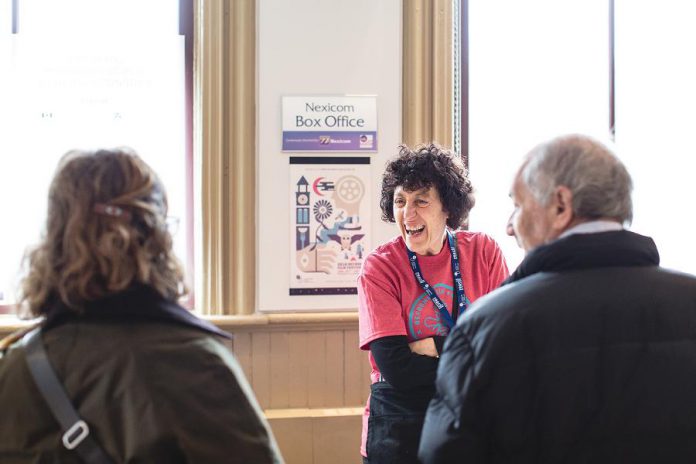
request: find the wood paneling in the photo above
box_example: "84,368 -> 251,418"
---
269,417 -> 314,464
289,331 -> 311,407
224,319 -> 367,463
251,331 -> 272,408
343,329 -> 365,405
324,330 -> 344,406
231,331 -> 252,379
268,414 -> 363,464
213,316 -> 370,412
312,415 -> 363,464
270,332 -> 291,408
305,331 -> 324,407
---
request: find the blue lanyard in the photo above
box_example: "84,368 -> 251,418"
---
407,229 -> 467,329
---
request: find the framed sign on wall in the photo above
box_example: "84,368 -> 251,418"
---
282,95 -> 377,152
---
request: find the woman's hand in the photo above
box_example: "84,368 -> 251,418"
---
408,337 -> 439,358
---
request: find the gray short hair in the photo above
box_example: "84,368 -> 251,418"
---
520,134 -> 633,224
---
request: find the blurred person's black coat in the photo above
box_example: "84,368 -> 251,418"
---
0,286 -> 284,463
419,230 -> 696,464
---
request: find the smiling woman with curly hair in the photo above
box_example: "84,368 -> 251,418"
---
357,143 -> 509,464
0,148 -> 283,463
380,143 -> 476,230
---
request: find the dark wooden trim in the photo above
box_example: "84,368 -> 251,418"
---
12,0 -> 18,33
460,0 -> 469,168
180,0 -> 195,310
609,0 -> 615,140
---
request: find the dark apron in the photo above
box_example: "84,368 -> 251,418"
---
366,381 -> 435,464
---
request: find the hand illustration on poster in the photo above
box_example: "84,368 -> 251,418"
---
290,159 -> 371,295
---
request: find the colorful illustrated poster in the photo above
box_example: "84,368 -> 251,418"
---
289,157 -> 371,295
282,95 -> 377,152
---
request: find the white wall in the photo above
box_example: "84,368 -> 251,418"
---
257,0 -> 402,311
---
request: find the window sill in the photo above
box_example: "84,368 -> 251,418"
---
205,311 -> 358,332
0,311 -> 359,334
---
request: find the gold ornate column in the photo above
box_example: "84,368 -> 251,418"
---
196,0 -> 256,315
403,0 -> 454,148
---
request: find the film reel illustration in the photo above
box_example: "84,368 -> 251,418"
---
333,175 -> 365,219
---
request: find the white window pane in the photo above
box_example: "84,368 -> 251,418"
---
467,0 -> 610,270
0,2 -> 186,304
615,0 -> 696,274
19,0 -> 178,36
0,0 -> 11,35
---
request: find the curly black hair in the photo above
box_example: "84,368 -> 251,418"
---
380,143 -> 474,229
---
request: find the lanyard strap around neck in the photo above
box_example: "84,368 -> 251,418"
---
407,229 -> 468,329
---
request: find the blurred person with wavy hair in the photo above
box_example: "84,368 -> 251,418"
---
0,148 -> 283,463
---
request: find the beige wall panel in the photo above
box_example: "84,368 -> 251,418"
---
288,331 -> 311,407
402,0 -> 454,148
197,0 -> 256,315
305,331 -> 326,407
431,0 -> 453,146
403,0 -> 433,146
230,331 -> 252,379
323,330 -> 344,407
311,415 -> 363,464
251,331 -> 271,408
269,417 -> 313,464
343,329 -> 364,405
270,331 -> 291,408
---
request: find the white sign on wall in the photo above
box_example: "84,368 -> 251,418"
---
282,95 -> 377,152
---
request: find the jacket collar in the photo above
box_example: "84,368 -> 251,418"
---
504,230 -> 660,285
558,220 -> 623,238
42,285 -> 231,339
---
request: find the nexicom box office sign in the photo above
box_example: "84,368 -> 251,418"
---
282,95 -> 377,152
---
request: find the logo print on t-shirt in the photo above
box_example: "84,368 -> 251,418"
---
408,284 -> 453,338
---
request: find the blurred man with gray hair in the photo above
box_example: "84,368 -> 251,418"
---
418,134 -> 696,463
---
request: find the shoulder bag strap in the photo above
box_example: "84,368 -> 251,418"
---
22,327 -> 115,464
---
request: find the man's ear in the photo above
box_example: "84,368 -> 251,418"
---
550,185 -> 574,231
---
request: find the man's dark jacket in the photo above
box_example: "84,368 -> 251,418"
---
419,230 -> 696,463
